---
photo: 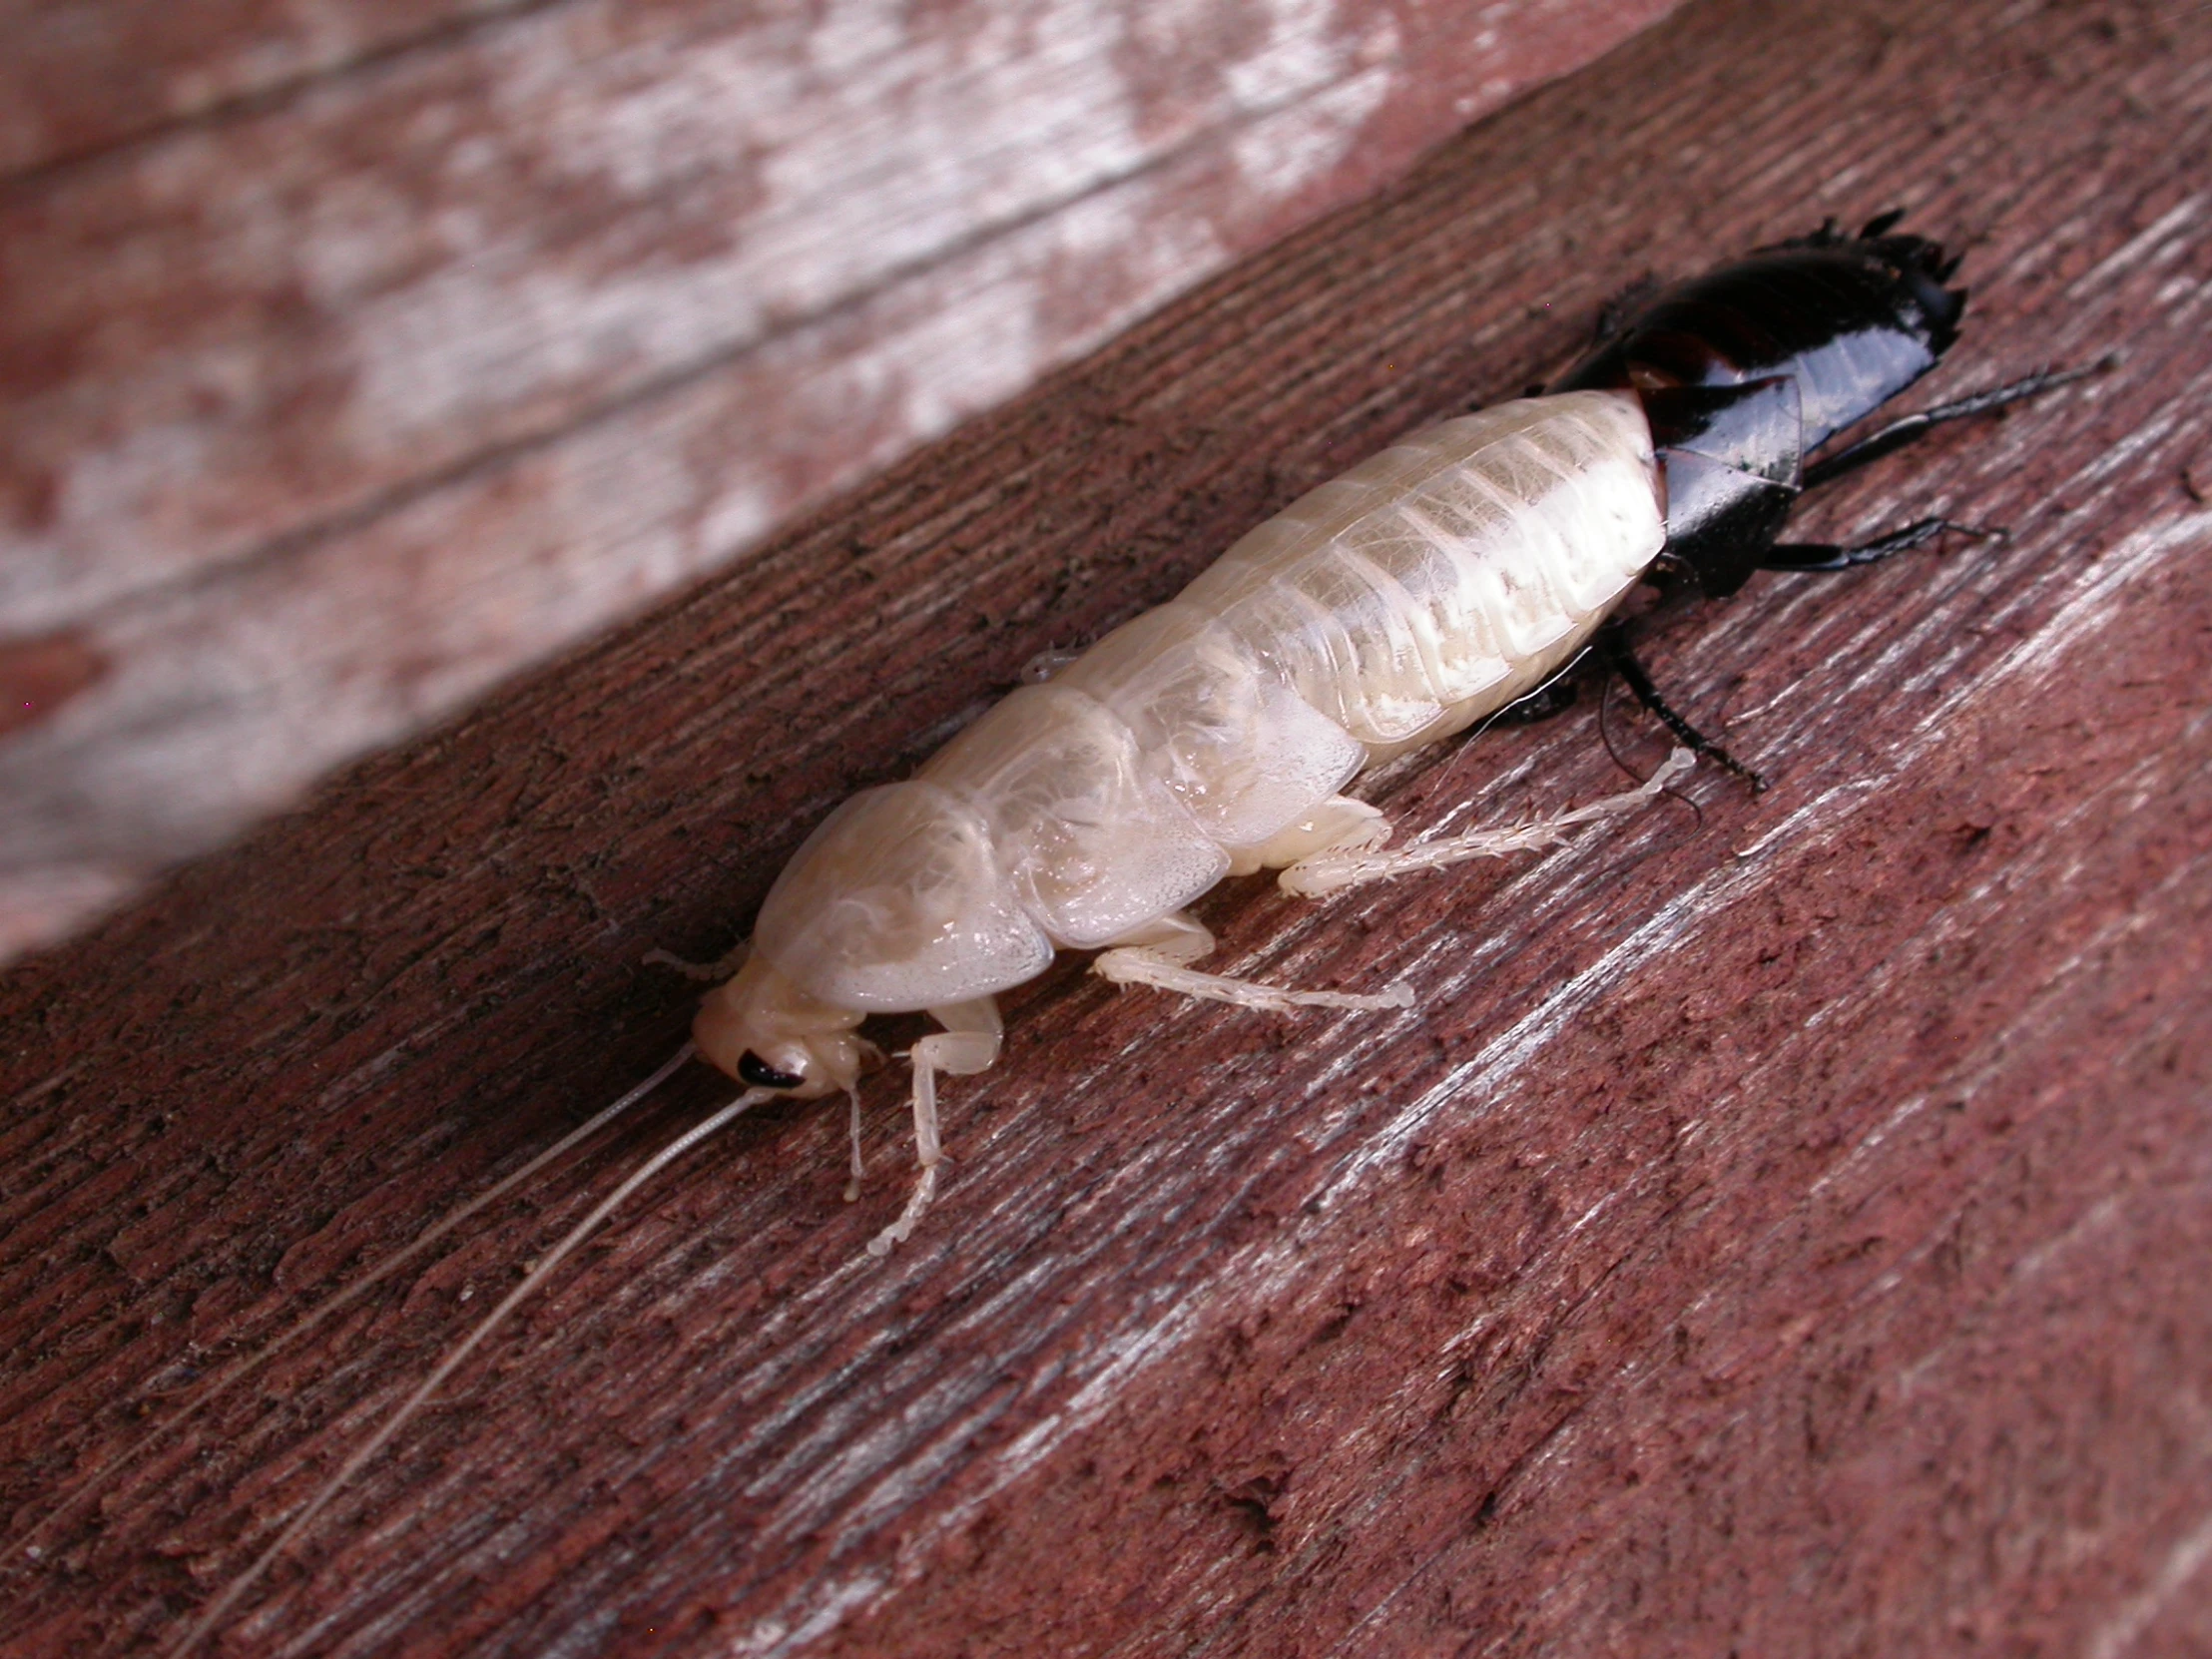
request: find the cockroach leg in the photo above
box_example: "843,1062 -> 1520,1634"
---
1093,948 -> 1417,1013
842,1086 -> 867,1201
1800,365 -> 2092,489
1762,516 -> 1999,573
1600,629 -> 1767,793
1236,797 -> 1391,871
1277,748 -> 1695,897
1485,670 -> 1585,726
1091,907 -> 1411,1012
870,1000 -> 1002,1256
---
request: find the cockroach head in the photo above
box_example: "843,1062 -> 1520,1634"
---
693,955 -> 864,1099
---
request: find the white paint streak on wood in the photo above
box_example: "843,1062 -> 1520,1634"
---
4,0 -> 1386,628
2063,195 -> 2205,300
0,0 -> 1684,961
2084,1455 -> 2212,1656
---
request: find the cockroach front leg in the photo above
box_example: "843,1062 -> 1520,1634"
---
870,998 -> 1002,1256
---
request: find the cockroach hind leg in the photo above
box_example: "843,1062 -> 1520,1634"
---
1601,630 -> 1766,793
1278,748 -> 1696,897
1224,798 -> 1391,875
867,1000 -> 1000,1256
1093,906 -> 1410,1010
1761,516 -> 1999,573
1800,364 -> 2095,491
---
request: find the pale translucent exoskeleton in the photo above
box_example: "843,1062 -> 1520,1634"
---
696,390 -> 1687,1253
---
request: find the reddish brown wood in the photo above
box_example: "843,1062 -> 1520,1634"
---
0,1 -> 526,179
0,0 -> 1677,961
3,0 -> 2211,1654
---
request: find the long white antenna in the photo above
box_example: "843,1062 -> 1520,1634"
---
164,1083 -> 771,1657
7,1042 -> 702,1572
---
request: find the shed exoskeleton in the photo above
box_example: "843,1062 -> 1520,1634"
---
697,213 -> 2073,1254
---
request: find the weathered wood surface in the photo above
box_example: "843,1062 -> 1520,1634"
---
0,0 -> 1677,962
5,0 -> 2212,1654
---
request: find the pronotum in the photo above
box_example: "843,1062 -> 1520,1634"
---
129,215 -> 2071,1647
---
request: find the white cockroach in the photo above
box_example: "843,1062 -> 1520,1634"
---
697,385 -> 1687,1256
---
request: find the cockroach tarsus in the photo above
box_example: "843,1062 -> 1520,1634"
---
89,215 -> 2086,1652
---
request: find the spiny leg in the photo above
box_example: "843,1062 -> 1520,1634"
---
1280,747 -> 1695,897
1093,909 -> 1414,1012
1600,627 -> 1766,792
1800,365 -> 2093,490
869,998 -> 1001,1256
1761,516 -> 1998,573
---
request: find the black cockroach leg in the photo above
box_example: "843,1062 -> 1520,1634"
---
1762,517 -> 1999,573
1599,625 -> 1768,793
1800,366 -> 2092,490
1486,656 -> 1589,726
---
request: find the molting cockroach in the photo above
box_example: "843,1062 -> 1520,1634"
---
692,212 -> 2074,1253
153,216 -> 2079,1648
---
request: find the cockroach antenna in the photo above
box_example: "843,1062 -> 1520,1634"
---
164,1075 -> 773,1658
3,1042 -> 704,1576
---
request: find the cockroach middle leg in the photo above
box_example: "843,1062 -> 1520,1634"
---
1093,950 -> 1416,1013
1093,907 -> 1413,1012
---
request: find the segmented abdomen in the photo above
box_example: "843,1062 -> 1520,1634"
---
754,390 -> 1665,1010
1180,388 -> 1664,753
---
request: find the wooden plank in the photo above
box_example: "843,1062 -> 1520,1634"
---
2,0 -> 2210,1654
0,1 -> 525,180
0,0 -> 1677,960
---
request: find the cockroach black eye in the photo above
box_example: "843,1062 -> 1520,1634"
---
738,1050 -> 806,1089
